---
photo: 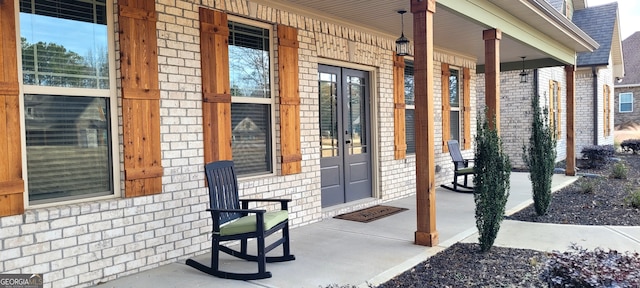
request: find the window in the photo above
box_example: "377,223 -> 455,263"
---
228,20 -> 274,176
449,68 -> 461,142
404,60 -> 415,154
549,80 -> 561,138
20,0 -> 116,204
620,92 -> 633,113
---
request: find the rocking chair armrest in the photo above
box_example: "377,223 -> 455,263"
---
206,208 -> 267,214
239,198 -> 292,210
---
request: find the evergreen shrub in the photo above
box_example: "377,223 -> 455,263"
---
473,112 -> 511,252
522,92 -> 556,216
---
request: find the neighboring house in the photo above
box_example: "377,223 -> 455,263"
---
477,0 -> 623,168
0,0 -> 600,287
615,32 -> 640,129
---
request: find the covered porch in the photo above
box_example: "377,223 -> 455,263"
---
92,172 -> 603,288
256,0 -> 597,246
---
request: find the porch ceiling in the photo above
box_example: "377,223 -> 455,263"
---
254,0 -> 597,69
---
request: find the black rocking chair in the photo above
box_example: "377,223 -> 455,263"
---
186,160 -> 295,280
440,140 -> 474,193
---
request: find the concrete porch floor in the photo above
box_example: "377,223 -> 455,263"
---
93,172 -> 640,288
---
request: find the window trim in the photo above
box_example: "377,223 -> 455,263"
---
619,92 -> 633,113
17,0 -> 121,208
448,66 -> 462,142
228,15 -> 276,179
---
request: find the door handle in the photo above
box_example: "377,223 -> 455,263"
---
345,140 -> 351,144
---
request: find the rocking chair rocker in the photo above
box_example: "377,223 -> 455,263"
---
440,140 -> 474,193
185,160 -> 295,280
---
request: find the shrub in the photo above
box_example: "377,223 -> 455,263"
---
610,162 -> 628,179
522,91 -> 556,216
540,244 -> 640,287
581,145 -> 615,169
577,178 -> 598,194
620,139 -> 640,154
625,190 -> 640,208
473,112 -> 511,252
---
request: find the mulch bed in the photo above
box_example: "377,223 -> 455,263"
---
376,153 -> 640,288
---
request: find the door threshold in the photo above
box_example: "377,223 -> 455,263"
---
321,197 -> 381,219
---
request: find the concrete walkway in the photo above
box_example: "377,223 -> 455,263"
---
93,173 -> 640,288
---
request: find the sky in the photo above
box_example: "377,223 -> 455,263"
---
588,0 -> 640,40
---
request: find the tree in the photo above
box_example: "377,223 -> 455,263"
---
522,91 -> 557,215
474,111 -> 511,252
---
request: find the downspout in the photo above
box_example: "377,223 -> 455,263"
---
592,66 -> 598,145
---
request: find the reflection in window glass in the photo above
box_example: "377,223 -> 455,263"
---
348,76 -> 366,155
231,103 -> 272,175
404,60 -> 415,154
405,109 -> 415,154
228,20 -> 273,176
20,0 -> 109,89
228,22 -> 270,98
20,0 -> 115,205
449,69 -> 459,107
404,61 -> 415,106
320,72 -> 338,158
25,95 -> 113,203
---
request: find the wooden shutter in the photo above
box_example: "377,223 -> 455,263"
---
462,67 -> 471,150
556,82 -> 562,138
603,85 -> 610,136
441,63 -> 450,152
118,0 -> 163,197
277,25 -> 301,175
393,54 -> 406,159
0,0 -> 24,216
200,8 -> 232,165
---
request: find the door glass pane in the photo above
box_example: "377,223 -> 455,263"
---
449,69 -> 459,107
319,72 -> 338,158
231,103 -> 272,176
347,76 -> 366,155
25,94 -> 113,204
20,0 -> 109,89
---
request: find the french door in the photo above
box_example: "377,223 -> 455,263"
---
319,65 -> 372,207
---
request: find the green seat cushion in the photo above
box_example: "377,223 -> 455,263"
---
220,210 -> 289,236
457,167 -> 474,174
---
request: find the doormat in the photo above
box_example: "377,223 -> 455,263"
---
334,205 -> 408,223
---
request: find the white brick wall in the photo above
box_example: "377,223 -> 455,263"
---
2,0 -> 478,287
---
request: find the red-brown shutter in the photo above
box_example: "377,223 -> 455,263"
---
463,67 -> 471,150
393,54 -> 406,159
200,8 -> 232,165
441,63 -> 450,152
118,0 -> 163,197
0,0 -> 24,216
278,25 -> 301,175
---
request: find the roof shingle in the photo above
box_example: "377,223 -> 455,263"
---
572,3 -> 618,67
618,32 -> 640,85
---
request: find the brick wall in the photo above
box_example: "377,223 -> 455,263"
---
0,0 -> 478,287
574,66 -> 615,156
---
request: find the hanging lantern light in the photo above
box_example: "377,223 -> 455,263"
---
395,10 -> 410,56
519,56 -> 529,83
